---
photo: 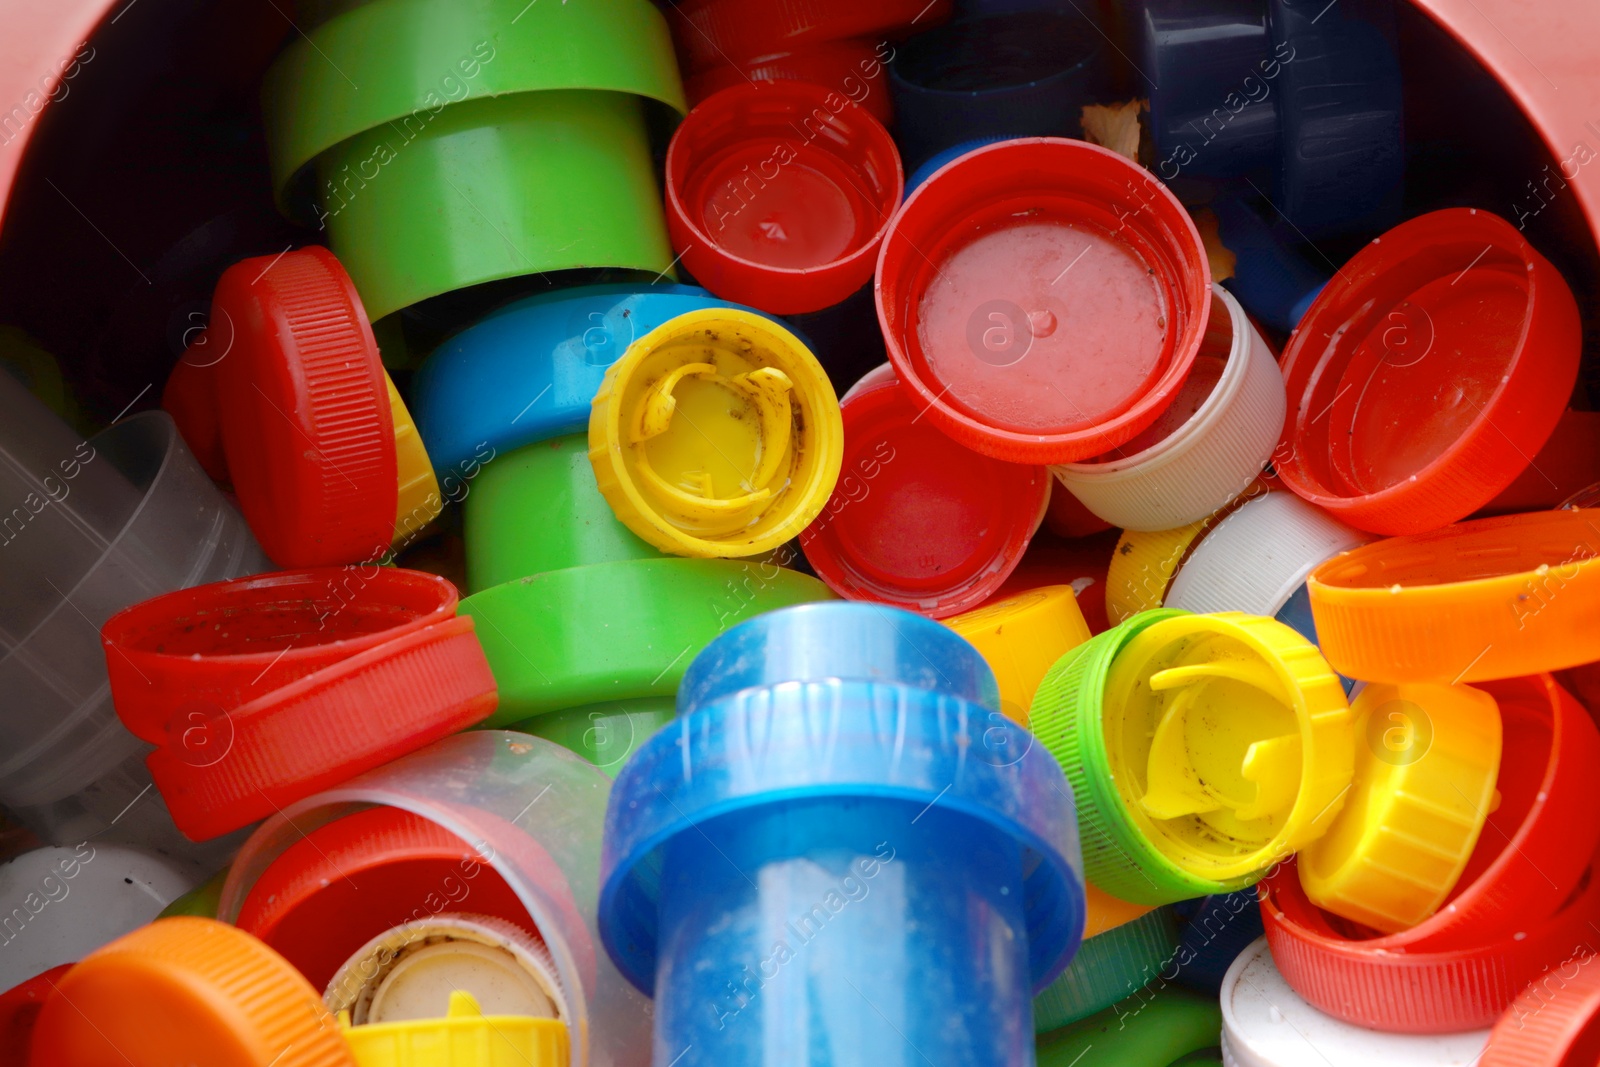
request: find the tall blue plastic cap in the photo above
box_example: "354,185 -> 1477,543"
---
599,681 -> 1085,1065
676,601 -> 1002,716
410,283 -> 786,481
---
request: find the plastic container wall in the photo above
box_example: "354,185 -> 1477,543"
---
218,730 -> 650,1067
0,370 -> 269,854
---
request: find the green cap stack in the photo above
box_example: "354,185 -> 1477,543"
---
261,0 -> 686,320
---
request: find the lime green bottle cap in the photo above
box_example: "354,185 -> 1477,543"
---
1031,609 -> 1354,904
460,557 -> 832,727
466,433 -> 661,593
262,0 -> 686,221
317,91 -> 675,321
1036,984 -> 1224,1067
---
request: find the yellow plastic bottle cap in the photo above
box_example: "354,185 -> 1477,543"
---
1083,880 -> 1158,940
29,917 -> 354,1067
1104,612 -> 1354,887
341,989 -> 568,1067
325,914 -> 567,1027
1102,480 -> 1271,625
387,371 -> 443,550
1299,682 -> 1503,933
947,585 -> 1093,725
588,308 -> 843,558
1104,519 -> 1212,625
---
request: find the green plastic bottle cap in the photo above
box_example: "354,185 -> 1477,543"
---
262,0 -> 686,220
466,433 -> 661,593
261,0 -> 686,318
460,557 -> 833,727
1036,984 -> 1224,1067
316,91 -> 675,321
1034,906 -> 1182,1032
510,696 -> 677,774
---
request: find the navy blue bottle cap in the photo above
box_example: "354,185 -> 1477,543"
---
888,10 -> 1109,170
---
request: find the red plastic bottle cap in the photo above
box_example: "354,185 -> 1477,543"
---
665,81 -> 904,315
1479,951 -> 1600,1066
211,246 -> 398,567
147,615 -> 498,841
160,351 -> 229,484
102,568 -> 460,744
1276,208 -> 1581,535
672,0 -> 950,76
1483,408 -> 1600,514
1261,844 -> 1600,1034
237,806 -> 533,994
1258,674 -> 1600,963
684,39 -> 896,128
0,963 -> 72,1057
799,376 -> 1050,618
876,138 -> 1212,464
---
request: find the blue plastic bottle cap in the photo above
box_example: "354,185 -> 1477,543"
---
599,680 -> 1085,1065
888,10 -> 1109,170
904,135 -> 1012,195
1212,197 -> 1331,333
1141,0 -> 1403,238
409,283 -> 787,482
676,601 -> 1001,716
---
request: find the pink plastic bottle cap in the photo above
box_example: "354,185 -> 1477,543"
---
799,376 -> 1049,618
1276,208 -> 1581,535
876,137 -> 1211,464
665,81 -> 903,315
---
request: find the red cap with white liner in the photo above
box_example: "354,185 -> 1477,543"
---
876,137 -> 1211,465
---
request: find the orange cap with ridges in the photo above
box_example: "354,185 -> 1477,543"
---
30,917 -> 356,1067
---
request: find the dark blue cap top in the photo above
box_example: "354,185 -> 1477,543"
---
676,602 -> 1001,716
889,10 -> 1109,170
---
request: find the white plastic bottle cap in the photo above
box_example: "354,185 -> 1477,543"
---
1221,937 -> 1488,1067
326,912 -> 568,1026
1165,490 -> 1373,616
1052,285 -> 1286,532
0,843 -> 194,990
